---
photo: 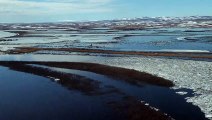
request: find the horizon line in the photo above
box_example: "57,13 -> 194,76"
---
1,15 -> 212,24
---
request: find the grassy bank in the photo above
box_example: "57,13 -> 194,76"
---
0,61 -> 174,87
7,47 -> 212,59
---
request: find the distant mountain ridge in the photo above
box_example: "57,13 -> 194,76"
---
0,16 -> 212,30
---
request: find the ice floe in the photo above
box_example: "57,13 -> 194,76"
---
176,91 -> 188,95
47,76 -> 60,82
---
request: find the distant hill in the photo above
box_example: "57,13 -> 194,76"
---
1,16 -> 212,30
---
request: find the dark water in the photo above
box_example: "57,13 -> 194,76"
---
0,66 -> 120,120
41,66 -> 208,120
0,65 -> 208,120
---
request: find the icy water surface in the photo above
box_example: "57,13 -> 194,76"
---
0,31 -> 15,38
0,54 -> 211,62
1,28 -> 212,52
0,54 -> 97,62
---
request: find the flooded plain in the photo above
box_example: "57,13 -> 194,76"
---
0,28 -> 212,52
0,27 -> 211,120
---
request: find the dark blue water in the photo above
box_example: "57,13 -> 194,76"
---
46,66 -> 208,120
0,66 -> 121,120
16,64 -> 208,120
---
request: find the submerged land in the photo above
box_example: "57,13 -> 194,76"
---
0,16 -> 212,120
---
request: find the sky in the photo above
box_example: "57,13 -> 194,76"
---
0,0 -> 212,23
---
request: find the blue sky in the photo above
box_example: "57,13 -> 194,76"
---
0,0 -> 211,23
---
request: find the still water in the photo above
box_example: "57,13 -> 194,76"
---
0,65 -> 208,120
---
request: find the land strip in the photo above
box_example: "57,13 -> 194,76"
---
0,61 -> 174,87
6,47 -> 212,60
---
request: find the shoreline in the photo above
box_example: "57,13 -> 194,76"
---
0,61 -> 175,120
0,27 -> 212,119
0,61 -> 174,87
0,55 -> 211,119
0,61 -> 209,120
0,64 -> 174,120
5,47 -> 212,60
